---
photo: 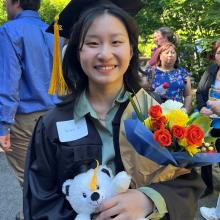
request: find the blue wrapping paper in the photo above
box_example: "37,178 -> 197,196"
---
124,119 -> 220,168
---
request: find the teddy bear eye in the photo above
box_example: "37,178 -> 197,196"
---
82,193 -> 87,198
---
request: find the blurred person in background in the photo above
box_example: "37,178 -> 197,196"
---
196,39 -> 220,198
148,27 -> 179,67
144,42 -> 192,113
199,89 -> 220,220
0,0 -> 60,219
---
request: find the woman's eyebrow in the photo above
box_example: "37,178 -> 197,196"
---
85,33 -> 127,38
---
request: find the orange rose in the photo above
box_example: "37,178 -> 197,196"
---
151,119 -> 165,131
185,125 -> 204,146
154,129 -> 172,147
149,105 -> 162,119
171,125 -> 186,139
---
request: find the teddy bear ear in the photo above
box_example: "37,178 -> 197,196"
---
63,185 -> 70,196
62,179 -> 72,196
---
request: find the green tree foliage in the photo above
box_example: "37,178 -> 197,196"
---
0,0 -> 68,25
0,0 -> 7,24
136,0 -> 220,85
39,0 -> 69,24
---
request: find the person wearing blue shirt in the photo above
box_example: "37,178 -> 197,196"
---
0,1 -> 60,219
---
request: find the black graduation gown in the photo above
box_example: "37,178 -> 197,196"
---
23,96 -> 205,220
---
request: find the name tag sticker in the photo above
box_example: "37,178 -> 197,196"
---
56,118 -> 88,142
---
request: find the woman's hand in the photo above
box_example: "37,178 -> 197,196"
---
207,100 -> 220,116
183,77 -> 192,114
95,189 -> 153,220
200,107 -> 213,116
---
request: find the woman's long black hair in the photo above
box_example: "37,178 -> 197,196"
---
62,2 -> 141,99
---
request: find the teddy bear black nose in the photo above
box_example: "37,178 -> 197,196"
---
91,192 -> 100,201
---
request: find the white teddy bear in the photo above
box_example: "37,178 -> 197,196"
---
62,165 -> 131,220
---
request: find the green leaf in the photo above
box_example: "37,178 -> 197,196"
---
128,95 -> 145,122
204,136 -> 217,145
190,115 -> 212,134
187,111 -> 200,124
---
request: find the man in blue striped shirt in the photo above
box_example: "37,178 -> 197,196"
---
0,1 -> 60,218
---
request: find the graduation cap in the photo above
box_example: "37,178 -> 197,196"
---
46,0 -> 144,38
48,0 -> 144,95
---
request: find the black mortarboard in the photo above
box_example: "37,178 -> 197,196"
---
46,0 -> 144,39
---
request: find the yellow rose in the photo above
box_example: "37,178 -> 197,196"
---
167,109 -> 189,128
144,118 -> 152,130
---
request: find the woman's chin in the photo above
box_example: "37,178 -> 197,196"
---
165,62 -> 175,68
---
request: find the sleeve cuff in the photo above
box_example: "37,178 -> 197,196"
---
138,187 -> 168,219
0,123 -> 10,135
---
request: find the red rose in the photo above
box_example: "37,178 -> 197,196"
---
149,105 -> 162,119
154,129 -> 172,147
151,116 -> 167,131
162,82 -> 170,89
185,125 -> 204,146
151,119 -> 165,131
159,115 -> 167,124
171,125 -> 186,139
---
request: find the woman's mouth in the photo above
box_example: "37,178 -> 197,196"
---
95,65 -> 117,71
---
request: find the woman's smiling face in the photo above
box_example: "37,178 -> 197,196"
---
79,13 -> 133,90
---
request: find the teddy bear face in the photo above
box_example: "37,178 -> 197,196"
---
63,167 -> 113,215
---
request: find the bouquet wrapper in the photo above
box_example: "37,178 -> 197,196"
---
125,119 -> 220,168
119,89 -> 189,188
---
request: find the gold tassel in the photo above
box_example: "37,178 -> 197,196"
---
89,160 -> 99,192
48,15 -> 68,96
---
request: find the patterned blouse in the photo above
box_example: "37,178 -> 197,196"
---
145,66 -> 189,103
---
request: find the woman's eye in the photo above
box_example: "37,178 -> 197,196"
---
112,41 -> 123,45
86,42 -> 99,47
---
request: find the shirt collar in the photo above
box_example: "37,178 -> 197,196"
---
74,86 -> 131,121
15,10 -> 40,20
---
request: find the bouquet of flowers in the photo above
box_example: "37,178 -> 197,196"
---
144,100 -> 215,156
119,89 -> 220,187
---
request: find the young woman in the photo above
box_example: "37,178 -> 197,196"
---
145,43 -> 192,113
196,39 -> 220,198
24,2 -> 204,220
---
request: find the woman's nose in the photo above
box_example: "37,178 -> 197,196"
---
97,44 -> 113,60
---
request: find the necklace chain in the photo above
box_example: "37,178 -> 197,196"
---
86,92 -> 108,122
98,117 -> 106,121
95,111 -> 106,121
